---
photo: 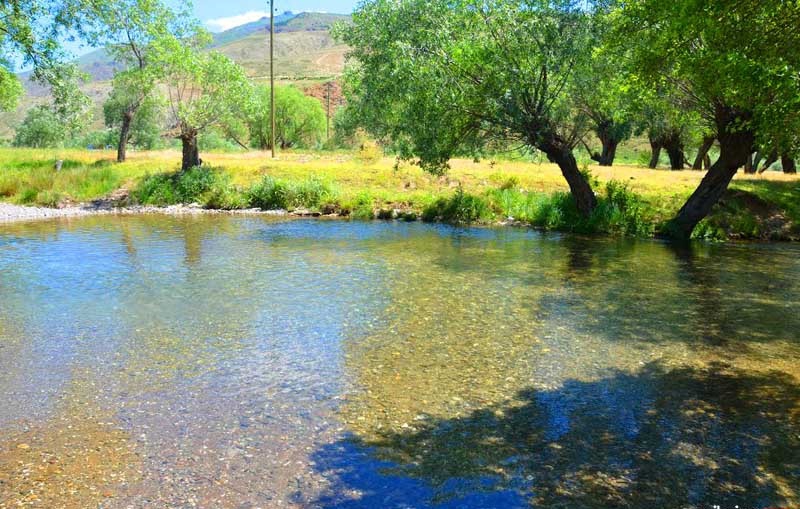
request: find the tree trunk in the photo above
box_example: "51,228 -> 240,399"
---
117,111 -> 133,163
181,131 -> 200,171
782,154 -> 797,174
543,143 -> 597,217
648,138 -> 661,169
758,150 -> 778,173
692,136 -> 715,170
743,153 -> 756,174
597,136 -> 618,166
665,110 -> 754,240
662,132 -> 685,170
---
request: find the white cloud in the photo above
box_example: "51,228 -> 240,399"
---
205,11 -> 268,32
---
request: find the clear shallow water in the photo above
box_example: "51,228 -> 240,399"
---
0,216 -> 798,508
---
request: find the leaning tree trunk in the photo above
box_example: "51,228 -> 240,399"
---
758,150 -> 778,173
692,136 -> 715,170
648,138 -> 662,169
180,130 -> 200,171
782,154 -> 797,174
542,141 -> 597,217
665,113 -> 754,240
117,111 -> 134,163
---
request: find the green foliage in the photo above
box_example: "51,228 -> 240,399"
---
13,106 -> 66,148
0,67 -> 23,112
198,127 -> 243,152
422,187 -> 489,224
246,176 -> 291,210
68,129 -> 117,149
39,64 -> 94,136
9,64 -> 93,147
344,191 -> 376,220
615,0 -> 800,154
133,166 -> 223,206
203,182 -> 247,210
0,1 -> 85,104
292,177 -> 336,209
337,0 -> 598,174
243,85 -> 326,150
356,137 -> 382,164
148,32 -> 250,153
0,157 -> 123,205
594,180 -> 653,236
103,72 -> 165,148
486,180 -> 653,236
246,175 -> 337,211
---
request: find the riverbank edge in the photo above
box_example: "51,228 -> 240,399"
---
3,201 -> 799,245
0,202 -> 297,224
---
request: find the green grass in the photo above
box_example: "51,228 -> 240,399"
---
0,147 -> 798,240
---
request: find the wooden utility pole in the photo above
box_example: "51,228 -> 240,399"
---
269,0 -> 276,158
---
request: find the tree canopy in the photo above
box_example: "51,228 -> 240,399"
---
614,0 -> 800,237
337,0 -> 601,216
148,31 -> 250,170
245,85 -> 326,150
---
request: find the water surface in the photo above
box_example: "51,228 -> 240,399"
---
0,216 -> 798,508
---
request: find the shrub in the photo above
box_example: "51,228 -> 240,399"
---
487,181 -> 653,237
246,175 -> 337,211
291,177 -> 336,209
17,188 -> 39,204
35,190 -> 63,208
133,166 -> 223,206
592,180 -> 653,236
204,183 -> 247,210
422,187 -> 489,224
341,191 -> 375,219
246,176 -> 290,210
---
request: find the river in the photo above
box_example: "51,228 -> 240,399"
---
0,216 -> 798,508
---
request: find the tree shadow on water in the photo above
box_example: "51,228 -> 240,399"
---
310,362 -> 799,508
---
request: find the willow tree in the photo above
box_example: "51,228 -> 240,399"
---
149,32 -> 249,170
244,85 -> 327,150
71,0 -> 194,161
337,0 -> 599,216
616,0 -> 800,239
574,59 -> 633,167
103,72 -> 164,151
1,1 -> 89,121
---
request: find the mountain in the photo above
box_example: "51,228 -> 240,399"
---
209,11 -> 296,48
23,11 -> 350,91
210,12 -> 351,79
2,12 -> 351,137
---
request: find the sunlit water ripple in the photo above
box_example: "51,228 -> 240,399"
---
0,216 -> 798,508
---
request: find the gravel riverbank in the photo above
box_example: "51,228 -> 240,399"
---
0,202 -> 291,224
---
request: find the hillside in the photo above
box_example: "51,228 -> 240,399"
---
1,12 -> 350,138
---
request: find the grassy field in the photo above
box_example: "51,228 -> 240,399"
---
0,147 -> 798,240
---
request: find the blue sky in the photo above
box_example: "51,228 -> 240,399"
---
179,0 -> 359,31
50,0 -> 359,61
